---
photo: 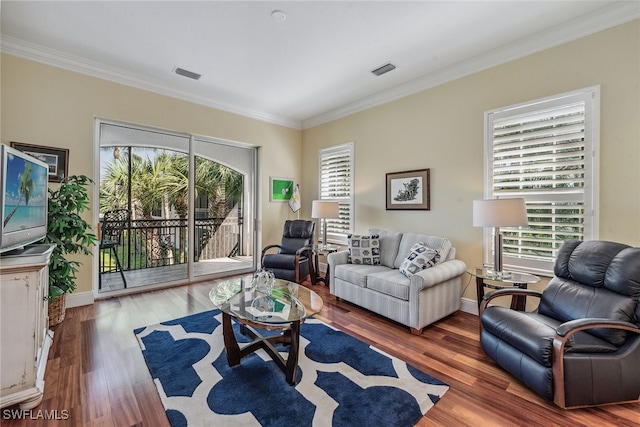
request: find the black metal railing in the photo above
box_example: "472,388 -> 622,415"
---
99,216 -> 242,274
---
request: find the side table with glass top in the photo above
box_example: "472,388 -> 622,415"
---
209,277 -> 323,385
308,244 -> 339,286
469,267 -> 540,311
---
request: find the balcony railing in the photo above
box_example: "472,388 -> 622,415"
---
99,216 -> 242,274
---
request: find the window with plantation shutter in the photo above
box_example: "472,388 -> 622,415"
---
484,87 -> 599,275
319,142 -> 354,245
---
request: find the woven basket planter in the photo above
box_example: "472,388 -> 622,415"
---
48,293 -> 67,326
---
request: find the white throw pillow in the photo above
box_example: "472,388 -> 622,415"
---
399,242 -> 439,277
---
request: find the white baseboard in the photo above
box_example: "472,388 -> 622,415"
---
66,291 -> 94,308
318,263 -> 327,274
460,297 -> 478,316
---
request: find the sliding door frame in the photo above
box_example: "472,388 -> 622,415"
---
93,119 -> 258,299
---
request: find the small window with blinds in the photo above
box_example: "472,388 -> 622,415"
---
484,87 -> 599,275
319,142 -> 354,244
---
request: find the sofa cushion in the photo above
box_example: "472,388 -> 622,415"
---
394,233 -> 452,269
366,270 -> 412,300
334,264 -> 390,288
347,234 -> 381,265
369,229 -> 403,268
399,243 -> 438,277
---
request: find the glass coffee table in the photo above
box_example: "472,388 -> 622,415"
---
209,277 -> 324,385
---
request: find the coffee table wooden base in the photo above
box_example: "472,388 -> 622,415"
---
221,312 -> 301,385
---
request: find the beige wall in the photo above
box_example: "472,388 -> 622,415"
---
2,19 -> 638,304
1,55 -> 302,296
302,20 -> 640,301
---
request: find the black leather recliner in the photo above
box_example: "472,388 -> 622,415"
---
479,240 -> 640,408
261,219 -> 315,283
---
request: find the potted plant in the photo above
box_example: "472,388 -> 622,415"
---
43,175 -> 97,325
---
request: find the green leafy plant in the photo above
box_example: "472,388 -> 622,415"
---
43,175 -> 98,300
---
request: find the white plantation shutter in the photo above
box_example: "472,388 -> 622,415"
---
485,87 -> 599,274
319,142 -> 354,244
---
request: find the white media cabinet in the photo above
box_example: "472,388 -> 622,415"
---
0,244 -> 55,409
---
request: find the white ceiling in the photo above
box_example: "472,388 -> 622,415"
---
1,1 -> 638,129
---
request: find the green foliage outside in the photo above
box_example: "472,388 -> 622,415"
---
100,148 -> 243,219
99,147 -> 243,268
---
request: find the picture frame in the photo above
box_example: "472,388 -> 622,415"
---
386,169 -> 430,210
10,141 -> 69,183
269,177 -> 294,202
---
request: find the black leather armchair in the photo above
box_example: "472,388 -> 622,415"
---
261,220 -> 315,283
479,240 -> 640,409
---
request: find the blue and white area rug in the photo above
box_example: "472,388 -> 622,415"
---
134,309 -> 448,427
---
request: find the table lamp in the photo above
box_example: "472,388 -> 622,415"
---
473,198 -> 528,273
311,200 -> 339,249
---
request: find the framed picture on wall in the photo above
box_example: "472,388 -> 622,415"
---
10,141 -> 69,183
270,177 -> 294,202
386,169 -> 430,210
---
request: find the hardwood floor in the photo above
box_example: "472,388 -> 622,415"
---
3,275 -> 638,426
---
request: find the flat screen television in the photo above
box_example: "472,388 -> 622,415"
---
0,144 -> 49,254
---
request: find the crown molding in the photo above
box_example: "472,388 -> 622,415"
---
2,2 -> 637,132
0,36 -> 302,130
301,2 -> 640,129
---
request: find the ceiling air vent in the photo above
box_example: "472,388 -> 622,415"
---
174,67 -> 202,80
371,62 -> 396,76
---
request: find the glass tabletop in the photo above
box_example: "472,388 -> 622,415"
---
307,244 -> 339,253
469,267 -> 540,284
209,277 -> 324,325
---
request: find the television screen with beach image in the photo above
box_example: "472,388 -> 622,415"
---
3,151 -> 48,234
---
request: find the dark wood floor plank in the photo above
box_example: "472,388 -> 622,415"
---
81,370 -> 111,423
2,275 -> 638,426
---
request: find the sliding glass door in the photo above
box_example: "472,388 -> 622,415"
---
97,121 -> 256,293
192,137 -> 255,279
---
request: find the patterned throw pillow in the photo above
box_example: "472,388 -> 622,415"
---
347,234 -> 381,265
399,242 -> 439,277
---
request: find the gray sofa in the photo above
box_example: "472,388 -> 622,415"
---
327,228 -> 467,334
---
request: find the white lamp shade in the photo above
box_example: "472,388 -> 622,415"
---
473,198 -> 528,227
311,200 -> 339,219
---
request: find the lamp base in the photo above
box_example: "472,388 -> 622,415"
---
493,228 -> 503,272
321,218 -> 329,250
490,229 -> 512,278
